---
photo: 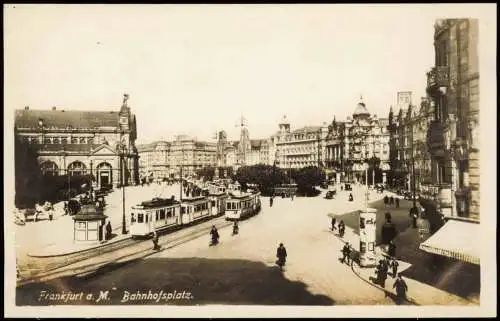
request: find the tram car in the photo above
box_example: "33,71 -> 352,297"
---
208,190 -> 228,217
225,190 -> 261,221
180,195 -> 212,225
130,197 -> 181,238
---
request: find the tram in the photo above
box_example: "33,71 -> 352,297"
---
180,195 -> 212,225
225,190 -> 261,221
130,197 -> 181,238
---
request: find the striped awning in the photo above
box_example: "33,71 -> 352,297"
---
419,219 -> 480,265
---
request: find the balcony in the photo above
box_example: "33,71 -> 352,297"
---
426,121 -> 446,157
451,137 -> 469,161
419,183 -> 452,208
426,66 -> 449,93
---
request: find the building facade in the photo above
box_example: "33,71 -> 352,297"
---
14,94 -> 139,188
425,18 -> 479,221
343,99 -> 390,184
137,136 -> 217,179
388,93 -> 434,192
270,116 -> 329,169
137,141 -> 171,182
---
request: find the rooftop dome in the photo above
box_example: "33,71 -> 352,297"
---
353,101 -> 370,117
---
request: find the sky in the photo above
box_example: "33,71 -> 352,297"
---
3,4 -> 495,145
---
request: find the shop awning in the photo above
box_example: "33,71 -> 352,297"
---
419,219 -> 480,265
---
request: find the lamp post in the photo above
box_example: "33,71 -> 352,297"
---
118,138 -> 127,235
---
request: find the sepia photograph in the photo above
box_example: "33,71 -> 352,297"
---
3,3 -> 497,318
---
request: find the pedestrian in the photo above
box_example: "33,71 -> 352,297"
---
384,195 -> 389,208
338,220 -> 346,237
396,197 -> 400,208
341,184 -> 344,191
106,221 -> 112,240
152,231 -> 160,250
63,201 -> 69,216
276,243 -> 287,270
393,273 -> 408,305
270,197 -> 274,207
391,259 -> 399,278
380,260 -> 388,289
348,193 -> 354,202
410,206 -> 418,228
388,240 -> 396,257
341,242 -> 351,265
331,217 -> 337,231
389,196 -> 394,207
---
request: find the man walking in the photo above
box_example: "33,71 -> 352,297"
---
391,259 -> 399,278
393,273 -> 408,305
276,243 -> 287,271
331,217 -> 337,232
152,231 -> 160,250
341,242 -> 351,265
395,197 -> 400,208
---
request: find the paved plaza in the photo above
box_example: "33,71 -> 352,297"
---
16,184 -> 478,306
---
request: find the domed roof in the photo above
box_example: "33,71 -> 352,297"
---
353,102 -> 370,116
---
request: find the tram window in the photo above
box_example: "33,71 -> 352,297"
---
137,213 -> 144,223
211,201 -> 216,207
181,207 -> 186,214
159,209 -> 166,220
166,208 -> 171,218
156,211 -> 159,221
145,214 -> 149,223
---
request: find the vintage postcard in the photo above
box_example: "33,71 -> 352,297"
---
4,3 -> 497,318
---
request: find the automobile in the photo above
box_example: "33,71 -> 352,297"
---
403,191 -> 413,200
320,182 -> 329,189
344,183 -> 352,191
325,190 -> 336,199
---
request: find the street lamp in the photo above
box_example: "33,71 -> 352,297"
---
118,136 -> 128,235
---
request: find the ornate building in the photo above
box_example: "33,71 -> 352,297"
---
137,136 -> 217,180
137,140 -> 170,182
425,19 -> 479,221
14,94 -> 139,188
270,116 -> 329,169
343,98 -> 390,184
387,92 -> 433,192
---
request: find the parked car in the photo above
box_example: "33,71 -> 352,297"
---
403,191 -> 413,200
325,190 -> 336,199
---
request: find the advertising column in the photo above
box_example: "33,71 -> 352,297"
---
359,207 -> 377,267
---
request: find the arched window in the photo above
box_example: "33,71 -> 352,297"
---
87,138 -> 93,145
44,138 -> 52,144
68,161 -> 87,176
61,137 -> 68,144
79,137 -> 86,144
41,161 -> 59,176
53,137 -> 60,144
71,137 -> 78,144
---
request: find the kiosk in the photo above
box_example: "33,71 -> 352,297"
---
73,204 -> 108,244
359,207 -> 377,267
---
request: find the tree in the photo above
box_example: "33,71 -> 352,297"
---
234,164 -> 287,196
291,166 -> 325,196
15,135 -> 43,208
196,166 -> 215,182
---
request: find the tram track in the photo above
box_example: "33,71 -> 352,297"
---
17,216 -> 234,286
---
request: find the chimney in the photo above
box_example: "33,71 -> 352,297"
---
52,106 -> 56,111
24,106 -> 29,110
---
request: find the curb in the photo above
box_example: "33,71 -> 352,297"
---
27,235 -> 134,258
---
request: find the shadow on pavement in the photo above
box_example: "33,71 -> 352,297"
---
16,257 -> 335,306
